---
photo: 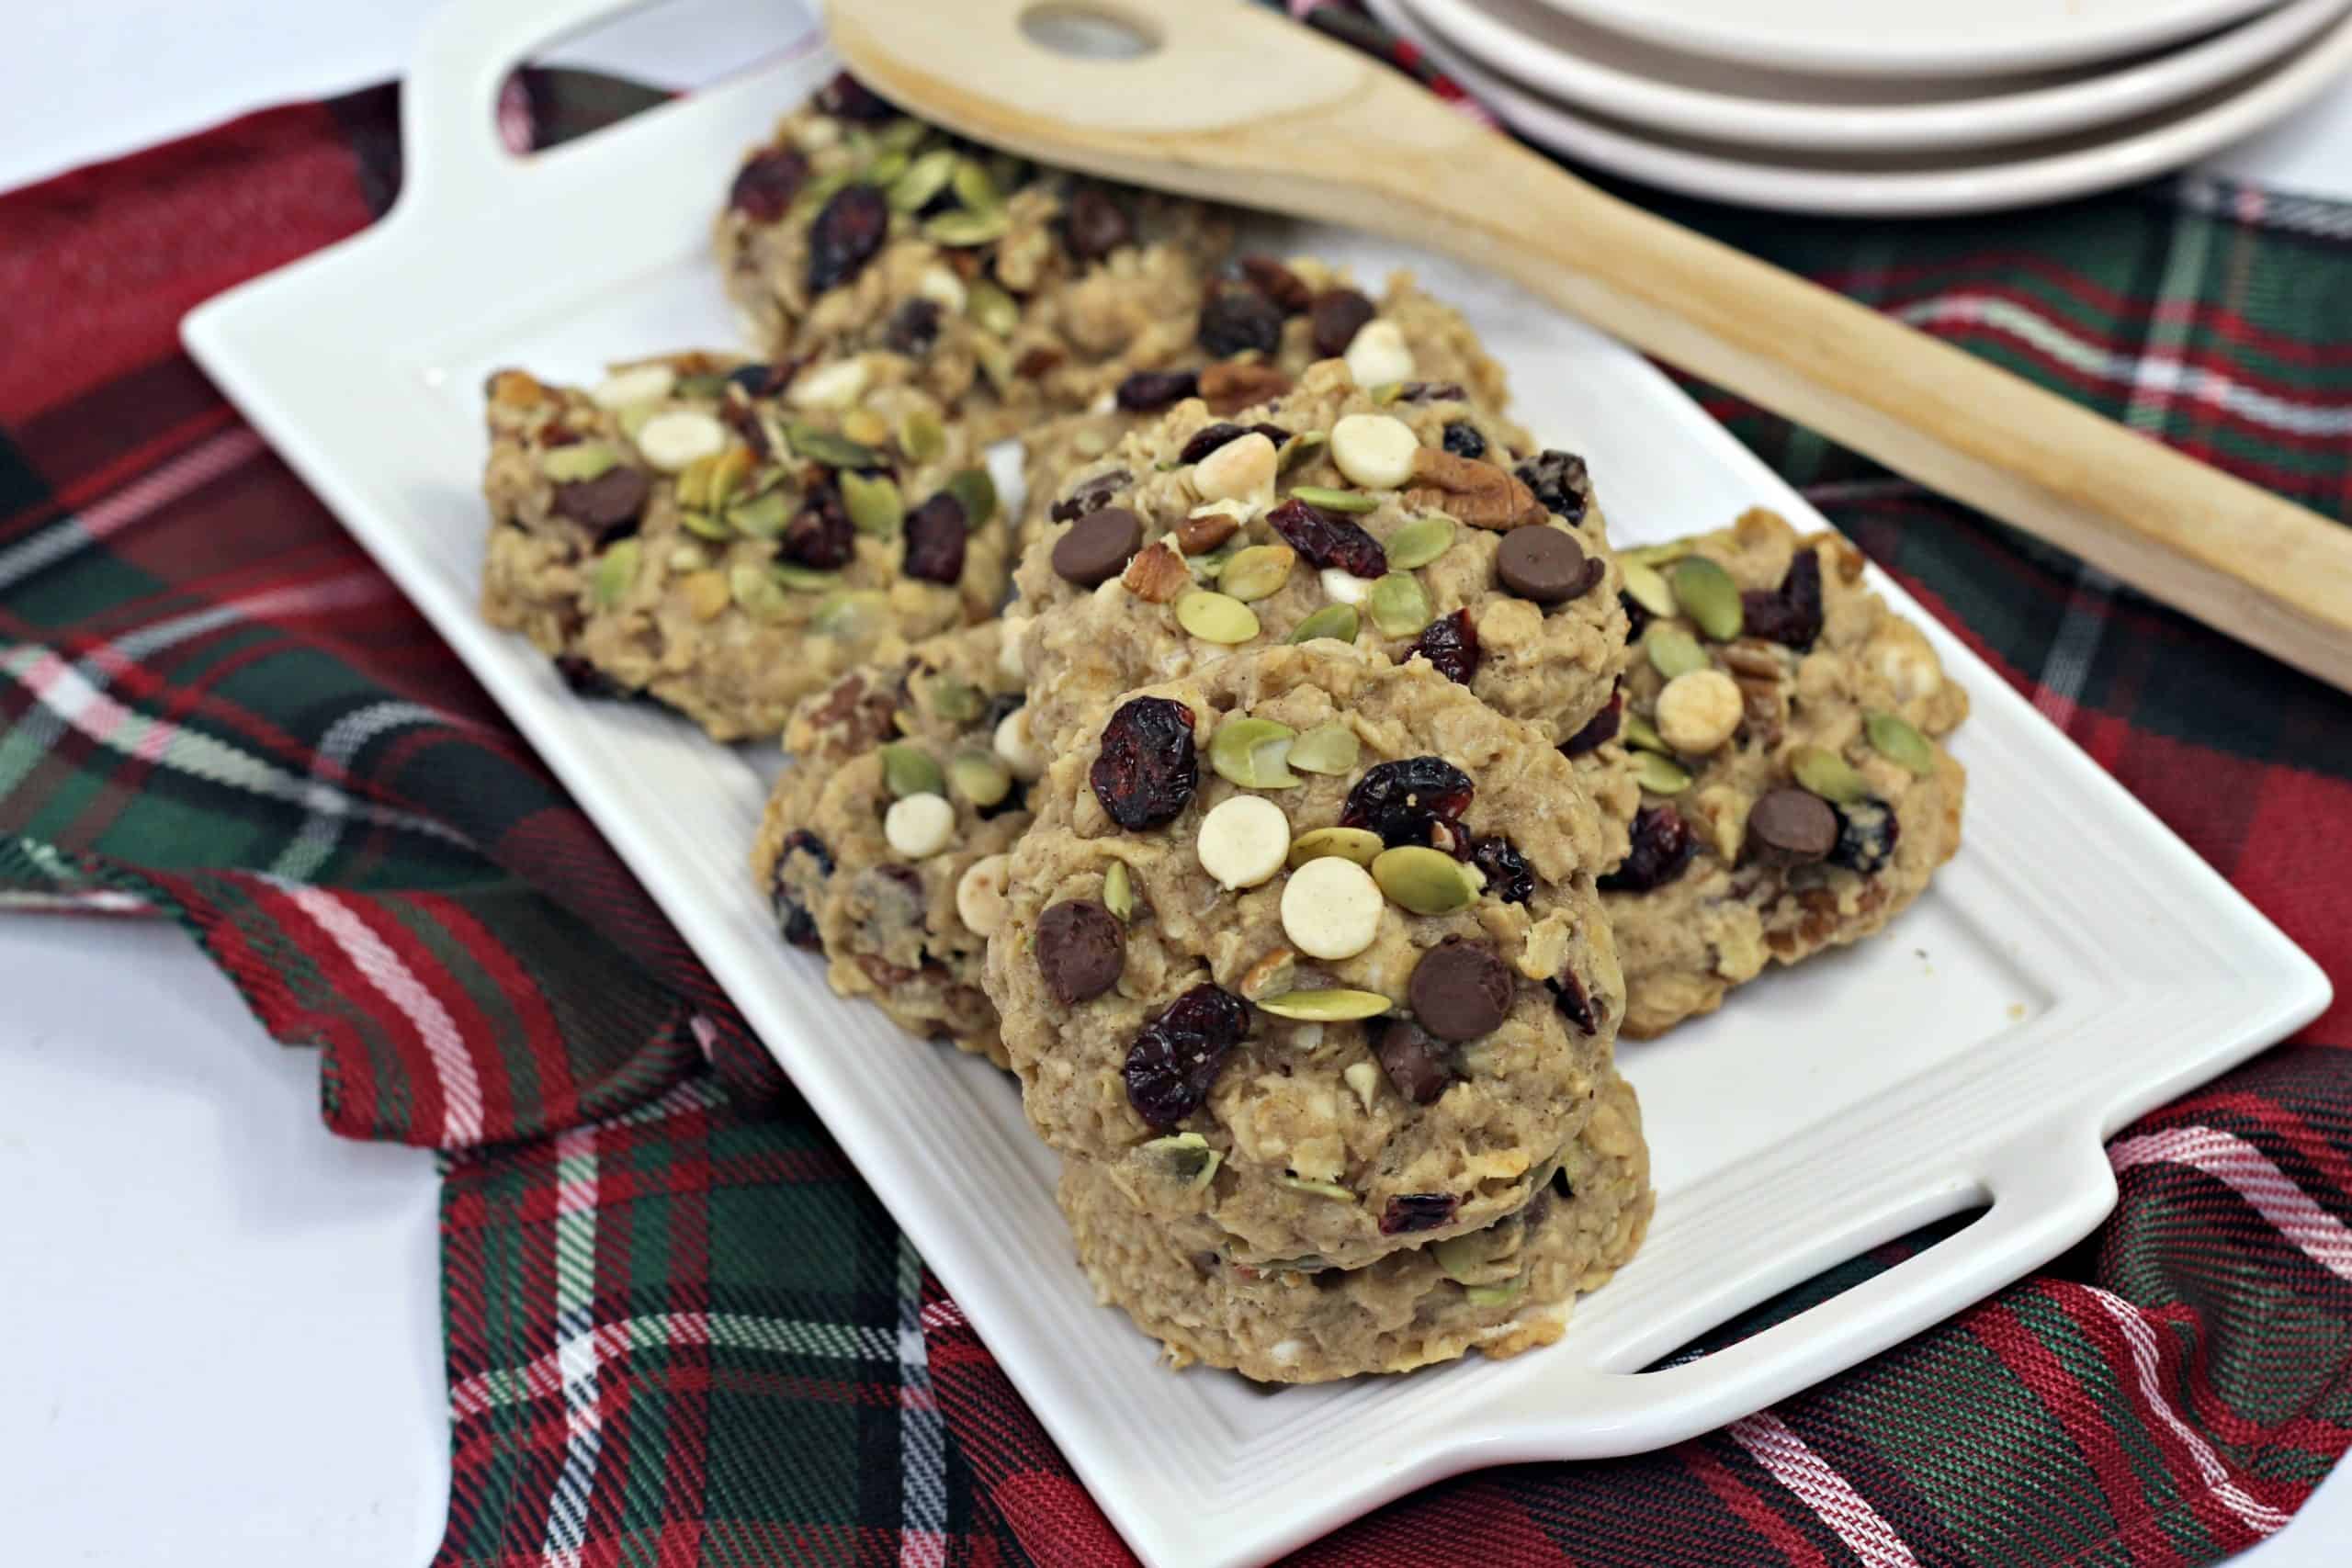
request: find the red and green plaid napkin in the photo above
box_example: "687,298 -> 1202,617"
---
6,24 -> 2351,1566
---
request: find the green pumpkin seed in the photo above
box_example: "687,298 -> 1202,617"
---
1138,1133 -> 1218,1190
541,442 -> 618,483
1175,590 -> 1260,645
971,336 -> 1015,393
672,373 -> 729,400
1287,484 -> 1379,513
786,168 -> 851,223
1188,545 -> 1238,581
1367,572 -> 1433,639
1258,989 -> 1393,1022
1102,860 -> 1135,923
773,562 -> 843,592
1275,1174 -> 1357,1201
897,408 -> 947,463
1792,744 -> 1871,805
1286,826 -> 1384,869
1623,539 -> 1694,568
811,588 -> 889,641
677,508 -> 734,542
1619,558 -> 1677,619
861,148 -> 909,188
729,562 -> 787,619
888,148 -> 956,212
1383,516 -> 1456,571
950,156 -> 1001,212
966,280 -> 1019,338
1622,710 -> 1669,755
1634,751 -> 1692,795
1218,545 -> 1296,604
1670,556 -> 1744,641
1207,716 -> 1299,790
1286,721 -> 1359,776
1289,604 -> 1359,645
1278,430 -> 1328,472
1645,624 -> 1709,680
591,540 -> 639,610
943,468 -> 997,528
1865,712 -> 1937,776
1463,1278 -> 1527,1307
840,470 -> 903,538
1432,1232 -> 1494,1284
1370,381 -> 1406,405
786,423 -> 882,470
876,117 -> 930,153
947,750 -> 1012,808
924,208 -> 1011,248
880,742 -> 946,800
1372,845 -> 1480,915
726,491 -> 790,539
921,675 -> 985,724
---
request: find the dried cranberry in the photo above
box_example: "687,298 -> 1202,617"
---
1441,421 -> 1487,459
551,467 -> 651,540
1410,609 -> 1480,685
1341,757 -> 1476,850
1620,592 -> 1653,643
815,70 -> 895,122
1116,369 -> 1198,412
1178,423 -> 1252,464
781,483 -> 854,570
1265,497 -> 1385,579
1600,805 -> 1698,893
1197,284 -> 1283,357
772,829 -> 833,948
729,148 -> 809,223
1551,971 -> 1598,1034
727,361 -> 788,398
1741,551 -> 1825,651
806,185 -> 890,293
1380,1193 -> 1459,1235
1516,450 -> 1589,523
1468,836 -> 1533,904
900,494 -> 968,583
1238,255 -> 1312,314
1091,696 -> 1198,830
1560,689 -> 1623,758
1062,186 -> 1134,262
1050,469 -> 1129,523
553,655 -> 628,700
1828,796 -> 1900,874
1125,984 -> 1250,1130
1307,288 -> 1376,358
883,298 -> 942,357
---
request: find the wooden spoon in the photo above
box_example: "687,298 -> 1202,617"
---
828,0 -> 2352,694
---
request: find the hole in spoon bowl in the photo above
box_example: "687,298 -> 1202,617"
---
1020,2 -> 1162,60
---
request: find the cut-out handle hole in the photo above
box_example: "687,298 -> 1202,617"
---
1020,2 -> 1161,60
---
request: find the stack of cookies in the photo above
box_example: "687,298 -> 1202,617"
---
479,68 -> 1970,1382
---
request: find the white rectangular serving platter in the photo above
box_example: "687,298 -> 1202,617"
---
183,4 -> 2330,1563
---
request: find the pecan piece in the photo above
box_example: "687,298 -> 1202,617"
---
1404,447 -> 1544,530
1198,361 -> 1292,415
1172,509 -> 1240,556
1121,539 -> 1193,603
487,368 -> 548,409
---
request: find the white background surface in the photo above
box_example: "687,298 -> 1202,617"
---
0,1 -> 2346,1562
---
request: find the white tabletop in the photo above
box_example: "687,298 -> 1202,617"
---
1,2 -> 2346,1562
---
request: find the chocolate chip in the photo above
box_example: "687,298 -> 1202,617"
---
900,494 -> 967,583
1308,289 -> 1376,358
1051,506 -> 1144,587
1050,469 -> 1129,524
1495,527 -> 1590,604
1116,369 -> 1198,412
883,298 -> 942,356
1036,899 -> 1125,1006
1746,787 -> 1838,866
1408,940 -> 1513,1043
1197,285 -> 1283,358
1375,1018 -> 1453,1104
551,468 -> 651,539
1062,186 -> 1133,263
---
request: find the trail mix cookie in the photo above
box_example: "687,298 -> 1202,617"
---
753,624 -> 1036,1064
481,351 -> 1008,740
983,644 -> 1625,1269
715,72 -> 1232,444
1011,360 -> 1630,756
1059,1068 -> 1650,1382
1577,509 -> 1969,1039
1013,266 -> 1524,554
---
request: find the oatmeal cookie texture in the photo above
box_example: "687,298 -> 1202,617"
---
1576,509 -> 1969,1038
752,623 -> 1035,1066
983,643 -> 1625,1270
714,72 -> 1233,444
1060,1068 -> 1650,1382
1011,359 -> 1630,756
480,350 -> 1008,741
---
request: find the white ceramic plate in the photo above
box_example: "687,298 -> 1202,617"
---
1408,0 -> 2351,153
1532,0 -> 2289,79
1372,0 -> 2352,215
181,3 -> 2328,1563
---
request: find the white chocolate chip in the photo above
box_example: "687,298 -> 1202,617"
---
1281,855 -> 1384,960
1196,795 -> 1291,890
1870,634 -> 1944,705
997,615 -> 1031,681
795,118 -> 842,152
1656,668 -> 1744,753
1329,412 -> 1419,490
1319,568 -> 1375,605
635,409 -> 727,472
1269,1338 -> 1305,1368
592,364 -> 676,410
915,265 -> 967,314
1191,432 -> 1277,512
1342,319 -> 1415,388
1342,1060 -> 1382,1113
789,358 -> 870,411
955,853 -> 1010,936
993,706 -> 1045,781
883,792 -> 955,859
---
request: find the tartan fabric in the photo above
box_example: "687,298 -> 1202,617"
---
2,32 -> 2349,1568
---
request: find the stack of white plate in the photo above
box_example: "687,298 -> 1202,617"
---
1366,0 -> 2352,213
